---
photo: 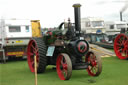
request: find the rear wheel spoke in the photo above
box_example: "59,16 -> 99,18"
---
31,44 -> 36,51
116,43 -> 121,46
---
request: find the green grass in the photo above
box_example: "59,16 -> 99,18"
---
0,57 -> 128,85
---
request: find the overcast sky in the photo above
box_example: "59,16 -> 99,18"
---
0,0 -> 128,27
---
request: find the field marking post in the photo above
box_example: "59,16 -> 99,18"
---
34,55 -> 37,85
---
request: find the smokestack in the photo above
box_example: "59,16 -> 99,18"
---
120,12 -> 122,21
120,2 -> 128,21
73,4 -> 81,33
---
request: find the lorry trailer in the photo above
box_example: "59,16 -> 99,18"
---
0,19 -> 41,62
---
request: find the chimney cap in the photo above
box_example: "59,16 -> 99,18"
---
73,3 -> 81,8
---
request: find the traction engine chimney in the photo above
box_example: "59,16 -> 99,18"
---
73,4 -> 82,36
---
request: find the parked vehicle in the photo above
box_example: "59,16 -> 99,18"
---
84,33 -> 113,49
81,17 -> 113,48
105,21 -> 128,41
0,19 -> 41,62
81,17 -> 105,34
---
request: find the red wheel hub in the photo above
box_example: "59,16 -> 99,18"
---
114,34 -> 128,59
77,41 -> 87,53
27,40 -> 39,72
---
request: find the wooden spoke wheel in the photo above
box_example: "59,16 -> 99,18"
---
56,53 -> 72,80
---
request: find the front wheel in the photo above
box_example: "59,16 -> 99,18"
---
56,53 -> 72,80
85,51 -> 102,76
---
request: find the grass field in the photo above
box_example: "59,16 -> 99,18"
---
0,57 -> 128,85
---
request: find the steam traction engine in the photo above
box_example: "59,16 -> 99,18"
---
27,4 -> 102,80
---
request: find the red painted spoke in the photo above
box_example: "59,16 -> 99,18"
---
121,38 -> 125,44
117,41 -> 121,44
88,57 -> 91,61
116,47 -> 121,51
117,48 -> 122,53
91,67 -> 95,73
93,61 -> 97,66
31,43 -> 38,54
124,47 -> 127,50
119,38 -> 122,42
30,56 -> 34,62
62,64 -> 67,70
60,57 -> 67,69
121,40 -> 124,45
121,41 -> 124,45
116,44 -> 121,47
31,44 -> 36,51
92,55 -> 96,60
89,66 -> 92,70
35,50 -> 39,56
122,36 -> 125,41
58,69 -> 62,74
29,52 -> 34,56
61,57 -> 64,65
32,61 -> 35,68
90,54 -> 94,62
119,38 -> 123,45
122,47 -> 125,51
116,43 -> 121,46
122,49 -> 125,54
124,41 -> 128,47
33,48 -> 38,54
90,54 -> 96,66
123,38 -> 127,45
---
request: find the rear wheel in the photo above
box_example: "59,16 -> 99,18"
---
56,53 -> 72,80
85,51 -> 102,76
27,38 -> 47,73
114,34 -> 128,59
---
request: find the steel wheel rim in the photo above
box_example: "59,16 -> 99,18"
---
114,34 -> 128,59
27,40 -> 39,72
86,52 -> 98,76
56,55 -> 68,80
